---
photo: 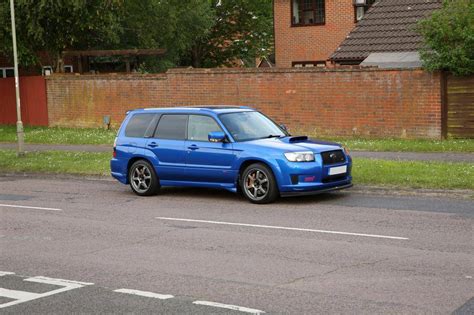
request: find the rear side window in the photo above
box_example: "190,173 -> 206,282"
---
125,113 -> 158,138
188,115 -> 222,141
154,115 -> 187,140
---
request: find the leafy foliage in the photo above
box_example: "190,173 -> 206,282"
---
119,0 -> 214,72
0,0 -> 274,72
186,0 -> 274,68
0,0 -> 122,71
418,0 -> 474,76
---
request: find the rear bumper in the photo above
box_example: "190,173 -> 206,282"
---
280,182 -> 353,197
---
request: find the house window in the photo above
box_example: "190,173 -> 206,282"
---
292,0 -> 325,26
0,67 -> 14,78
292,61 -> 326,68
64,65 -> 73,73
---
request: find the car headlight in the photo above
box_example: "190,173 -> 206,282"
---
342,146 -> 350,155
284,152 -> 315,162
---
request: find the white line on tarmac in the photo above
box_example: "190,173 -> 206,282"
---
113,289 -> 174,300
0,276 -> 93,309
0,204 -> 62,211
0,272 -> 15,277
193,301 -> 265,314
155,217 -> 409,240
25,276 -> 94,287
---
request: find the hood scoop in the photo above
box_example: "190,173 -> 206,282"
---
288,136 -> 308,143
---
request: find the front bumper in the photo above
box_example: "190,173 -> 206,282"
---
280,182 -> 353,197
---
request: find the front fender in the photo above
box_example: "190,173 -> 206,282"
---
234,153 -> 284,189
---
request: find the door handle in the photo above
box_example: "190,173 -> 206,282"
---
148,142 -> 159,148
187,145 -> 199,150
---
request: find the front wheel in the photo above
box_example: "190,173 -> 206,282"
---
128,160 -> 160,196
241,163 -> 279,204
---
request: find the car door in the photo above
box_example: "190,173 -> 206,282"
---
184,114 -> 236,183
146,114 -> 187,181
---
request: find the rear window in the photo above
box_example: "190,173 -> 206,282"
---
125,113 -> 158,138
154,115 -> 187,140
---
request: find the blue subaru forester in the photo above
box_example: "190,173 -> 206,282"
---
111,106 -> 352,204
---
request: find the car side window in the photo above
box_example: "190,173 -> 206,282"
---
188,115 -> 223,142
154,114 -> 187,140
125,113 -> 158,138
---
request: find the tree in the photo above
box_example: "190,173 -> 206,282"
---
0,0 -> 122,72
418,0 -> 474,76
119,0 -> 214,72
186,0 -> 274,68
120,0 -> 274,70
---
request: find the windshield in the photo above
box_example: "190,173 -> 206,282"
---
219,111 -> 287,142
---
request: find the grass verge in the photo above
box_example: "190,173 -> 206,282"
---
352,158 -> 474,190
0,125 -> 116,145
0,150 -> 472,190
0,150 -> 110,176
1,125 -> 474,152
318,137 -> 474,153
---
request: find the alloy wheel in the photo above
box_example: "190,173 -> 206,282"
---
244,169 -> 269,201
130,164 -> 152,194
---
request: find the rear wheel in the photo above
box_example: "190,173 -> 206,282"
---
241,163 -> 279,204
129,160 -> 160,196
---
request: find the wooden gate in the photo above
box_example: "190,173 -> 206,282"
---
446,74 -> 474,138
0,76 -> 48,126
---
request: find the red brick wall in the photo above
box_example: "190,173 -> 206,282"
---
274,0 -> 357,67
46,68 -> 442,139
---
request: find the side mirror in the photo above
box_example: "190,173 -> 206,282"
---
280,124 -> 288,132
208,131 -> 226,143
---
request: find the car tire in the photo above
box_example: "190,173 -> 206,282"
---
128,160 -> 160,196
241,163 -> 279,204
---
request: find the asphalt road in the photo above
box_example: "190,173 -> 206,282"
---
0,176 -> 473,314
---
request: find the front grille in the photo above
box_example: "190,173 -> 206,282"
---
322,175 -> 347,183
321,150 -> 346,165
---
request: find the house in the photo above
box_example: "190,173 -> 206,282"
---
273,0 -> 376,68
330,0 -> 443,66
273,0 -> 442,68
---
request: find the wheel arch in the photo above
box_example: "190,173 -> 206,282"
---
126,156 -> 155,184
237,158 -> 281,188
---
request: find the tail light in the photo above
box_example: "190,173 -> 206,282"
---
113,137 -> 117,158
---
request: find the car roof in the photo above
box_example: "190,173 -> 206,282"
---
128,106 -> 255,115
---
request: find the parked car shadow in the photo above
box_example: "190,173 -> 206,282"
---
129,186 -> 351,205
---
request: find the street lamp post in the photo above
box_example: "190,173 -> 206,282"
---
9,0 -> 25,156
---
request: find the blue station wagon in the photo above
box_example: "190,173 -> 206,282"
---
111,106 -> 352,204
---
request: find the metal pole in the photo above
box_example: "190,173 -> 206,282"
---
10,0 -> 25,156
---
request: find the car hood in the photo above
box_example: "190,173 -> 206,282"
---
241,136 -> 342,153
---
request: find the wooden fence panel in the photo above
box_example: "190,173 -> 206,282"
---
447,75 -> 474,138
0,76 -> 48,126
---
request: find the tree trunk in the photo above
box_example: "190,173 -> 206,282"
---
55,52 -> 64,73
191,44 -> 203,68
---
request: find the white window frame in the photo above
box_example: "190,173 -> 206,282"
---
0,67 -> 14,78
64,65 -> 73,73
42,66 -> 53,76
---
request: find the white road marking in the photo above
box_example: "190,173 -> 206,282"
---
0,271 -> 15,277
0,276 -> 93,309
25,276 -> 93,287
0,204 -> 62,211
114,288 -> 174,300
0,288 -> 39,300
193,301 -> 265,314
155,217 -> 409,240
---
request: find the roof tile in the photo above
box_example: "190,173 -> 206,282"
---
330,0 -> 442,61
